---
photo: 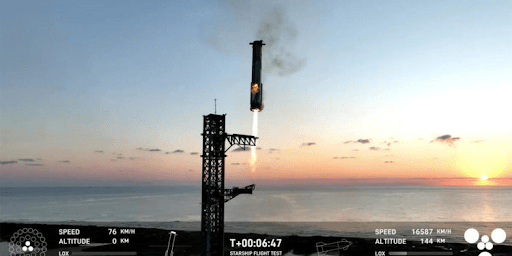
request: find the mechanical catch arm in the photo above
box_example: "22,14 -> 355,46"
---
224,184 -> 255,203
225,134 -> 257,152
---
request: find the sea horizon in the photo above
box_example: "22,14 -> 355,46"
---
2,176 -> 512,188
2,185 -> 511,223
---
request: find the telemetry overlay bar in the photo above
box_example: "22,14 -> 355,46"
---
389,252 -> 453,256
72,252 -> 137,256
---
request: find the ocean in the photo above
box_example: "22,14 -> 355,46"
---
1,186 -> 511,244
2,186 -> 511,222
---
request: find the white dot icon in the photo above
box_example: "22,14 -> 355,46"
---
477,242 -> 485,250
465,228 -> 480,244
481,235 -> 489,243
485,242 -> 493,250
25,241 -> 30,246
22,246 -> 27,252
491,228 -> 506,244
479,252 -> 492,256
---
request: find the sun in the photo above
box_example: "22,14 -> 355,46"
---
456,142 -> 511,180
480,175 -> 488,181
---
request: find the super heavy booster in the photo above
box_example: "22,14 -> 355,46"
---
250,40 -> 265,112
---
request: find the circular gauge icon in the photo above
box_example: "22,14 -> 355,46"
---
9,228 -> 47,256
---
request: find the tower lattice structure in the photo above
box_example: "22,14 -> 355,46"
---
201,114 -> 256,256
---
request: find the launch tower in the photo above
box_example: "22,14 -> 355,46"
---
201,114 -> 257,256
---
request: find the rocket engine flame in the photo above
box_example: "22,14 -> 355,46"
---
251,83 -> 259,93
250,111 -> 258,173
250,83 -> 262,111
250,106 -> 263,112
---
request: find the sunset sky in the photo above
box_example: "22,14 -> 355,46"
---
1,0 -> 511,187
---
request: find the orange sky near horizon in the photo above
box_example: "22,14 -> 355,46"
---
2,136 -> 510,187
2,1 -> 512,187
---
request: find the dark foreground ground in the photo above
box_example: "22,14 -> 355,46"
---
1,222 -> 510,256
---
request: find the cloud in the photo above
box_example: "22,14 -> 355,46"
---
94,150 -> 104,153
471,140 -> 485,143
166,149 -> 184,154
384,161 -> 394,164
116,157 -> 124,159
128,157 -> 141,160
369,147 -> 380,151
268,148 -> 281,153
431,134 -> 460,146
231,163 -> 241,165
188,169 -> 194,172
190,152 -> 199,155
58,160 -> 70,163
0,161 -> 18,165
26,164 -> 43,166
382,140 -> 399,147
344,139 -> 371,144
438,135 -> 452,140
232,147 -> 249,152
333,156 -> 356,159
353,149 -> 359,151
300,142 -> 316,147
256,147 -> 262,150
18,158 -> 34,162
136,148 -> 161,151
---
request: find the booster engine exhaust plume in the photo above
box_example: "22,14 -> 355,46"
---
250,110 -> 258,173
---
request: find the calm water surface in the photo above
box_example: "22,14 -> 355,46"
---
2,186 -> 510,222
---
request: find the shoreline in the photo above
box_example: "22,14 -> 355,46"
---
1,222 -> 511,256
